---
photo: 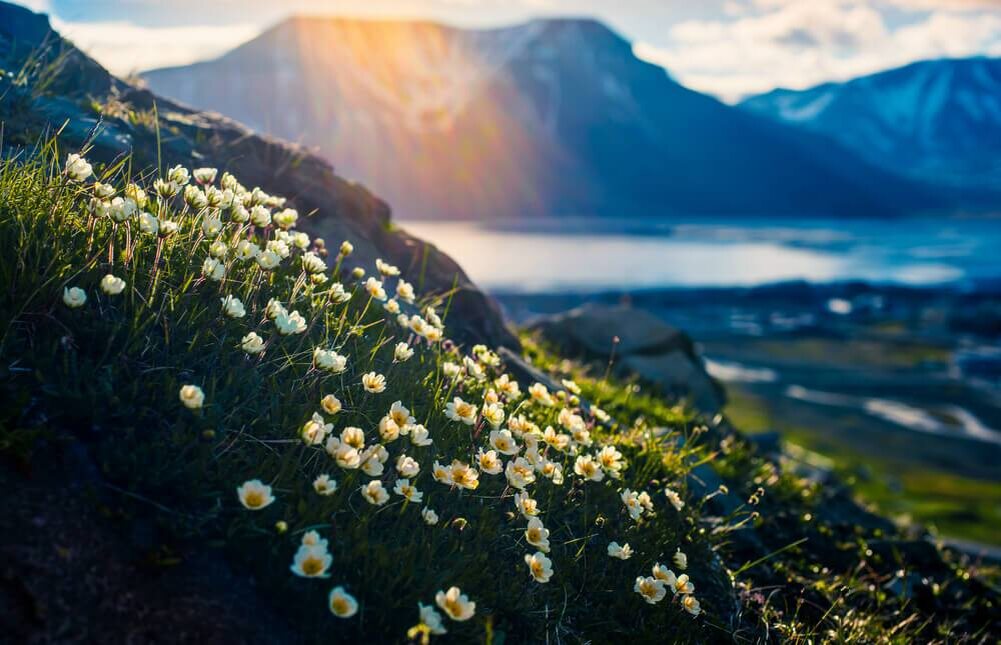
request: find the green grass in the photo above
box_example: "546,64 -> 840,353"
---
724,387 -> 1001,546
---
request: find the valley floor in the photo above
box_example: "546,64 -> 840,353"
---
499,282 -> 1001,547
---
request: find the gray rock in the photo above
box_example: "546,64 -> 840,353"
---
529,303 -> 725,413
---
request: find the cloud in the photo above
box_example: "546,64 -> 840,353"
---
635,2 -> 1001,101
50,17 -> 260,75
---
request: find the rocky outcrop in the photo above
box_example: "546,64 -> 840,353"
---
528,303 -> 725,413
0,1 -> 517,351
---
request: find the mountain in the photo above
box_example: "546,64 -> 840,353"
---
142,17 -> 946,220
0,2 -> 515,349
740,57 -> 1001,191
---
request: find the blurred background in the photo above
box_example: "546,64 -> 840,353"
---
28,0 -> 1001,547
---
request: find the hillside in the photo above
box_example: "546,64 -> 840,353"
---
143,17 -> 945,220
1,3 -> 999,643
741,57 -> 1001,192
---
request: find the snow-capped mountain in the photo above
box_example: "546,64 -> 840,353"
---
143,17 -> 945,220
740,57 -> 1001,191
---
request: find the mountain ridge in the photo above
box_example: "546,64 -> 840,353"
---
143,15 -> 949,220
740,56 -> 1001,194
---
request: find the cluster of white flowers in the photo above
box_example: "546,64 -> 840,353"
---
56,154 -> 706,636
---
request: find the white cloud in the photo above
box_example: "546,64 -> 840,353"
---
636,2 -> 1001,101
50,17 -> 260,76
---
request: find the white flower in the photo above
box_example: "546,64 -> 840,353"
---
422,507 -> 439,525
514,492 -> 538,518
393,478 -> 423,503
481,403 -> 505,429
64,153 -> 92,181
607,541 -> 633,560
236,479 -> 274,510
301,530 -> 327,549
220,295 -> 246,318
682,594 -> 701,616
393,342 -> 414,363
597,445 -> 625,477
435,586 -> 475,622
432,460 -> 453,485
378,415 -> 401,443
621,489 -> 643,520
301,412 -> 332,445
266,298 -> 286,319
138,211 -> 159,234
445,397 -> 477,425
674,549 -> 688,570
383,298 -> 400,314
442,361 -> 461,379
202,257 -> 225,281
179,384 -> 204,409
525,517 -> 550,553
362,372 -> 386,393
418,603 -> 447,634
159,220 -> 179,236
329,587 -> 359,618
528,382 -> 554,406
209,240 -> 228,259
302,252 -> 326,274
634,576 -> 667,604
154,178 -> 178,199
364,277 -> 387,301
274,207 -> 298,229
275,310 -> 307,335
328,440 -> 361,470
241,332 -> 265,354
290,544 -> 332,578
100,275 -> 125,296
313,474 -> 337,496
409,424 -> 433,447
320,394 -> 342,415
254,249 -> 282,272
231,204 -> 250,223
494,374 -> 521,400
396,454 -> 421,478
184,185 -> 208,210
476,448 -> 503,475
341,426 -> 366,450
329,282 -> 351,304
665,487 -> 685,511
108,196 -> 138,222
489,429 -> 519,455
375,258 -> 400,276
193,167 -> 218,184
574,454 -> 604,482
313,348 -> 347,373
389,401 -> 414,428
505,457 -> 536,490
361,480 -> 389,505
396,279 -> 415,303
449,460 -> 479,490
525,551 -> 553,583
62,286 -> 87,308
250,205 -> 272,227
168,164 -> 190,186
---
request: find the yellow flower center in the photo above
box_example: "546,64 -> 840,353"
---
302,557 -> 324,576
244,491 -> 264,508
331,597 -> 350,615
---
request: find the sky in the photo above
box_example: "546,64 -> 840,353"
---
14,0 -> 1001,101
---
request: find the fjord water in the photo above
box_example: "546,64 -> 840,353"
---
403,216 -> 1001,291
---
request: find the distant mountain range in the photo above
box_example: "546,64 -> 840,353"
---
741,57 -> 1001,192
144,17 -> 961,220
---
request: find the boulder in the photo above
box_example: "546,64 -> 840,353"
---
529,304 -> 725,413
